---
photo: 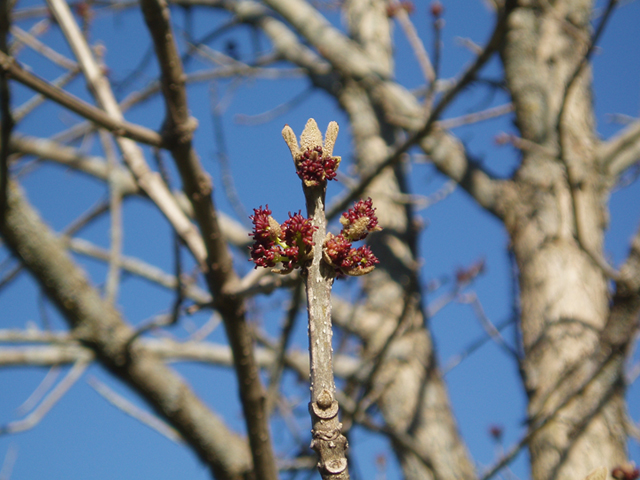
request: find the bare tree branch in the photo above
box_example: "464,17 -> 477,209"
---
87,376 -> 183,443
1,179 -> 253,479
0,360 -> 89,436
138,0 -> 278,477
598,119 -> 640,177
46,0 -> 208,266
0,50 -> 163,146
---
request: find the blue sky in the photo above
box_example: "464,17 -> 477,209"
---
1,0 -> 640,479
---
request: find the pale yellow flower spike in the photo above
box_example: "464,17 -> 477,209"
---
300,118 -> 323,153
323,121 -> 339,157
281,124 -> 300,161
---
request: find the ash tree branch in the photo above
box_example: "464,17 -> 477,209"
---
8,134 -> 252,248
0,179 -> 253,479
0,50 -> 163,147
598,119 -> 640,178
0,360 -> 89,436
0,332 -> 363,382
257,0 -> 511,219
46,0 -> 208,265
138,1 -> 278,479
87,376 -> 183,443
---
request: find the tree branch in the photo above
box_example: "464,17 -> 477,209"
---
598,119 -> 640,178
0,179 -> 253,479
138,1 -> 277,478
0,50 -> 162,146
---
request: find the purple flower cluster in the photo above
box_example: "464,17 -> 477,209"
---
296,146 -> 339,186
249,206 -> 316,272
324,198 -> 382,276
340,197 -> 380,241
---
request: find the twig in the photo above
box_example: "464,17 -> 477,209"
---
10,26 -> 78,70
17,365 -> 62,415
0,445 -> 17,480
154,148 -> 186,326
345,294 -> 417,430
424,8 -> 443,112
442,316 -> 515,375
67,236 -> 212,304
46,0 -> 208,265
235,86 -> 313,126
0,360 -> 89,435
13,68 -> 80,123
209,83 -> 249,223
8,16 -> 49,55
0,50 -> 163,146
356,416 -> 437,476
100,130 -> 123,303
564,158 -> 624,282
437,103 -> 514,130
458,291 -> 520,360
266,278 -> 304,415
138,1 -> 278,478
555,0 -> 619,271
0,264 -> 22,292
87,376 -> 183,443
390,0 -> 434,84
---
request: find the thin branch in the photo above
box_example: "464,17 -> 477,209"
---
442,316 -> 515,375
235,86 -> 313,126
0,360 -> 89,435
391,0 -> 434,83
266,278 -> 304,415
458,291 -> 520,360
138,1 -> 277,478
0,50 -> 163,146
345,294 -> 417,431
46,0 -> 208,266
87,376 -> 183,443
100,130 -> 124,304
437,103 -> 514,130
209,83 -> 249,223
17,365 -> 62,415
0,444 -> 17,480
67,236 -> 212,305
556,0 -> 618,148
598,119 -> 640,177
9,26 -> 78,70
13,68 -> 80,123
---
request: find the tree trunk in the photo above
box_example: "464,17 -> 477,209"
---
500,2 -> 628,479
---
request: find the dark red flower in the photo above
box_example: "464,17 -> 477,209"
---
296,146 -> 339,186
430,1 -> 443,18
340,197 -> 381,241
249,208 -> 316,271
488,425 -> 503,441
612,465 -> 640,480
323,234 -> 379,276
324,233 -> 353,268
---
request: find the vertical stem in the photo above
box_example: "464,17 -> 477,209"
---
0,0 -> 13,229
303,184 -> 350,480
